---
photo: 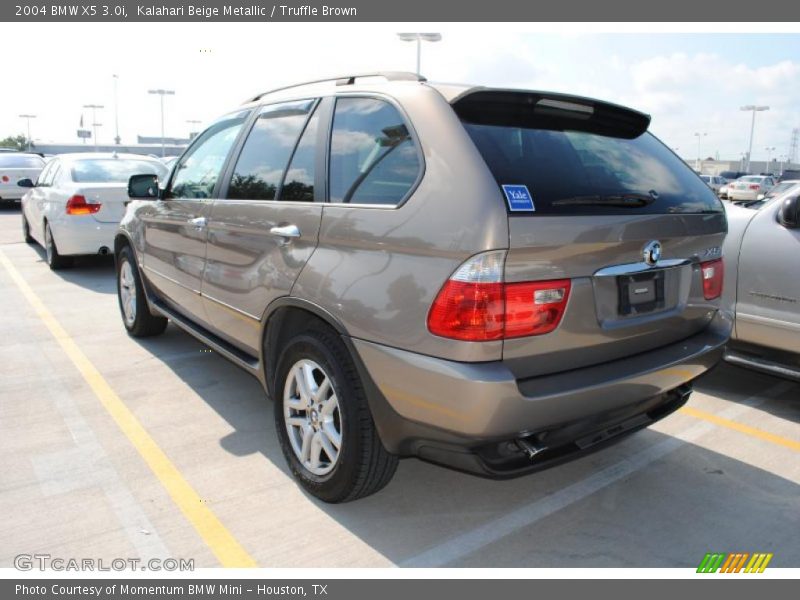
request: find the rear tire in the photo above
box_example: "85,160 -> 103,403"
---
116,245 -> 168,337
44,222 -> 72,270
274,326 -> 398,503
21,213 -> 34,244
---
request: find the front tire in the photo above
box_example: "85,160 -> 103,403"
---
274,326 -> 398,503
44,222 -> 72,270
22,213 -> 34,244
116,245 -> 168,337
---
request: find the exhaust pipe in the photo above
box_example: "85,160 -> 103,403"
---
516,438 -> 547,460
98,246 -> 109,255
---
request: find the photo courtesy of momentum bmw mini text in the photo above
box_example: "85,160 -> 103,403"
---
0,0 -> 799,597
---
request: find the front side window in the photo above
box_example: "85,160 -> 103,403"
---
329,97 -> 421,205
227,100 -> 314,201
168,111 -> 248,200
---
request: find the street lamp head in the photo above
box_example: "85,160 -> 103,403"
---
740,105 -> 769,112
397,33 -> 442,42
148,89 -> 176,96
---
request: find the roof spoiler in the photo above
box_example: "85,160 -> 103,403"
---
452,89 -> 651,139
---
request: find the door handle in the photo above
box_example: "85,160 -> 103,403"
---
269,224 -> 301,240
189,217 -> 207,228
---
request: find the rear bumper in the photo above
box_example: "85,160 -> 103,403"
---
51,217 -> 117,256
728,189 -> 759,201
352,311 -> 731,477
0,188 -> 24,201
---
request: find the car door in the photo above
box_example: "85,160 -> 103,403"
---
140,110 -> 250,324
736,194 -> 800,353
25,159 -> 57,243
201,98 -> 327,354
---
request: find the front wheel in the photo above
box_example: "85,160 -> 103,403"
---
274,327 -> 398,502
21,213 -> 34,244
116,245 -> 168,337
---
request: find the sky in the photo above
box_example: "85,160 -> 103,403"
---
1,23 -> 799,162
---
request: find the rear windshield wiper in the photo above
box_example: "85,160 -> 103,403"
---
551,193 -> 655,208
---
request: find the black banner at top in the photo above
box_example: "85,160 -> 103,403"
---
2,0 -> 800,22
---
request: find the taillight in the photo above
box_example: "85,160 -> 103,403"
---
65,195 -> 101,215
749,184 -> 760,190
427,251 -> 571,341
700,258 -> 723,300
1,175 -> 8,183
504,279 -> 571,338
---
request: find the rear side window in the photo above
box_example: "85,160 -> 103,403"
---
280,107 -> 321,202
458,94 -> 722,215
227,100 -> 315,201
0,155 -> 44,168
329,97 -> 420,205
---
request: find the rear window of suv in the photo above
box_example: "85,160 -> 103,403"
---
457,93 -> 722,216
464,124 -> 722,215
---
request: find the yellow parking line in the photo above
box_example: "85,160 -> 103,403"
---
680,405 -> 800,453
0,249 -> 257,568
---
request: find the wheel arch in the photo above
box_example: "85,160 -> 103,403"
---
260,297 -> 410,454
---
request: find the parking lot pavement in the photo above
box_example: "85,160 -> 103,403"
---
1,204 -> 798,569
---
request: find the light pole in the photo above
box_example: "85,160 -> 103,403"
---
694,132 -> 707,171
764,146 -> 776,172
18,114 -> 36,150
397,33 -> 442,76
83,104 -> 104,150
148,89 -> 175,157
186,119 -> 202,139
740,105 -> 769,173
113,74 -> 121,145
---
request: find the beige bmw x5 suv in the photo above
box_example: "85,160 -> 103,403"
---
116,72 -> 730,502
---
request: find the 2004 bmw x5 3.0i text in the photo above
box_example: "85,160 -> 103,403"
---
115,72 -> 730,502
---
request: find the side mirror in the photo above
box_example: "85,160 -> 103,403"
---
777,196 -> 800,229
17,178 -> 34,188
128,174 -> 160,200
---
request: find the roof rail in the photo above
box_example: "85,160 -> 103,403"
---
244,71 -> 426,104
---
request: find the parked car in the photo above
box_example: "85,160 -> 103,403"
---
723,183 -> 800,380
727,175 -> 776,202
778,169 -> 800,182
699,174 -> 727,194
718,171 -> 749,199
116,72 -> 729,502
0,153 -> 45,205
19,153 -> 167,269
732,179 -> 800,206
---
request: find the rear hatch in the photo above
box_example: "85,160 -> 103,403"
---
453,90 -> 727,379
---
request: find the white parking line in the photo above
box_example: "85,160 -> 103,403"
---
401,381 -> 795,567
